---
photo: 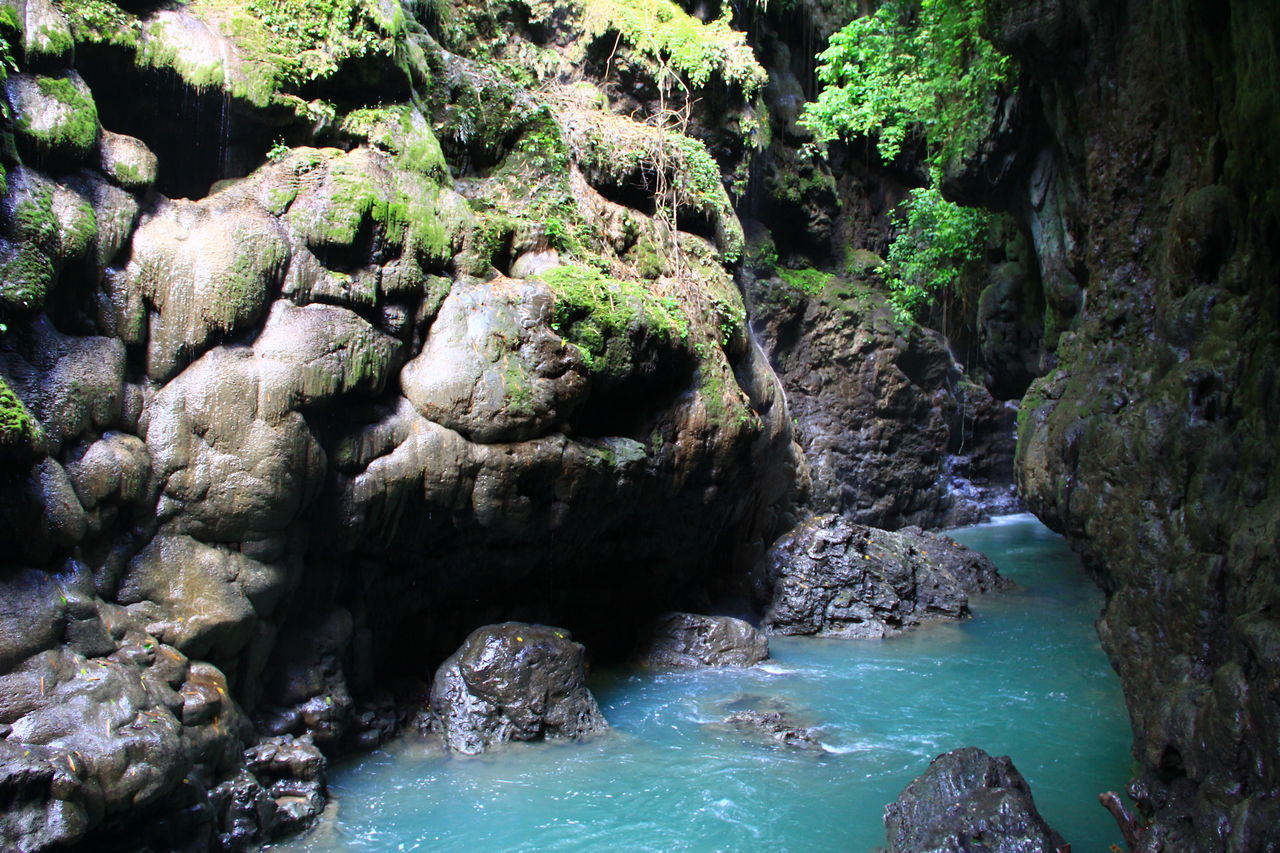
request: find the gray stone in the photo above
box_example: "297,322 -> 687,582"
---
97,130 -> 158,193
640,612 -> 769,668
885,747 -> 1065,853
430,622 -> 608,755
400,277 -> 588,443
763,514 -> 1010,639
127,196 -> 289,382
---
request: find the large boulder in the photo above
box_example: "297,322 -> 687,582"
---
639,612 -> 769,668
762,514 -> 1010,638
429,623 -> 608,755
885,747 -> 1066,853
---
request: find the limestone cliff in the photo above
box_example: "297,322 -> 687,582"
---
977,0 -> 1280,846
0,0 -> 797,847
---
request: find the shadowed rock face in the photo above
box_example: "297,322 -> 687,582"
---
0,3 -> 799,846
430,623 -> 608,755
761,515 -> 1009,639
884,747 -> 1065,853
747,273 -> 1021,531
966,0 -> 1280,844
639,612 -> 770,669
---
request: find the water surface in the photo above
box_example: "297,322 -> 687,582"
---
271,514 -> 1131,852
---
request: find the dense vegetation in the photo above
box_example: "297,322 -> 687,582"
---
802,0 -> 1008,321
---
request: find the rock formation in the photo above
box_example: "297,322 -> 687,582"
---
0,0 -> 797,846
761,514 -> 1009,639
639,612 -> 770,668
746,265 -> 1022,531
884,747 -> 1065,853
1,0 -> 1273,848
966,0 -> 1280,845
429,623 -> 608,755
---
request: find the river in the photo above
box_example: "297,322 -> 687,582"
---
270,514 -> 1131,852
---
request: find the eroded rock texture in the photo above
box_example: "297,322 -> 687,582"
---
748,271 -> 1021,530
429,623 -> 607,755
639,612 -> 770,668
884,747 -> 1065,853
0,0 -> 798,846
761,515 -> 1008,639
979,0 -> 1280,845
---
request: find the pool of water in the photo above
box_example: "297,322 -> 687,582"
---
270,514 -> 1133,852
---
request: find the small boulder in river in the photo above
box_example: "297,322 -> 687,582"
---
717,711 -> 825,752
762,514 -> 1011,638
884,747 -> 1066,853
703,694 -> 825,752
430,623 -> 608,755
640,612 -> 770,668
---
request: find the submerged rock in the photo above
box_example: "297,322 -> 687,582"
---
884,747 -> 1065,853
430,623 -> 608,755
639,612 -> 769,668
717,711 -> 825,752
703,694 -> 825,751
762,515 -> 1010,638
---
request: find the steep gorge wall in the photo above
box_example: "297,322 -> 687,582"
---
0,1 -> 799,848
988,0 -> 1280,846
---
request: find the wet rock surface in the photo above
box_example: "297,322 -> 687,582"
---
884,747 -> 1065,853
715,711 -> 824,752
639,613 -> 769,668
977,0 -> 1280,845
0,2 -> 797,842
703,694 -> 824,752
748,274 -> 1020,530
762,514 -> 1010,638
430,623 -> 608,755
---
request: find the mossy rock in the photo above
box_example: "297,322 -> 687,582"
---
58,0 -> 142,50
135,1 -> 403,109
22,0 -> 74,62
339,105 -> 448,179
4,71 -> 99,166
98,130 -> 157,192
0,240 -> 55,314
282,147 -> 463,267
537,264 -> 689,380
0,166 -> 97,314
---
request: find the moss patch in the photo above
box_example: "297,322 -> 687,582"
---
57,0 -> 142,48
13,74 -> 100,162
538,264 -> 688,376
779,267 -> 834,296
0,375 -> 43,454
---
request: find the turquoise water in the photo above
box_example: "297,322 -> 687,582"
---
271,515 -> 1132,852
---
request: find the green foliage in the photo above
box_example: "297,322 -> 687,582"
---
779,267 -> 834,296
239,0 -> 395,85
267,138 -> 291,163
881,186 -> 990,321
538,264 -> 688,374
581,0 -> 766,95
0,376 -> 42,451
801,0 -> 1010,170
57,0 -> 141,48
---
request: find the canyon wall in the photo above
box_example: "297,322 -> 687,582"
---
0,1 -> 803,847
987,0 -> 1280,846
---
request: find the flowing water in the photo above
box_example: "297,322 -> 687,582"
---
271,514 -> 1132,852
